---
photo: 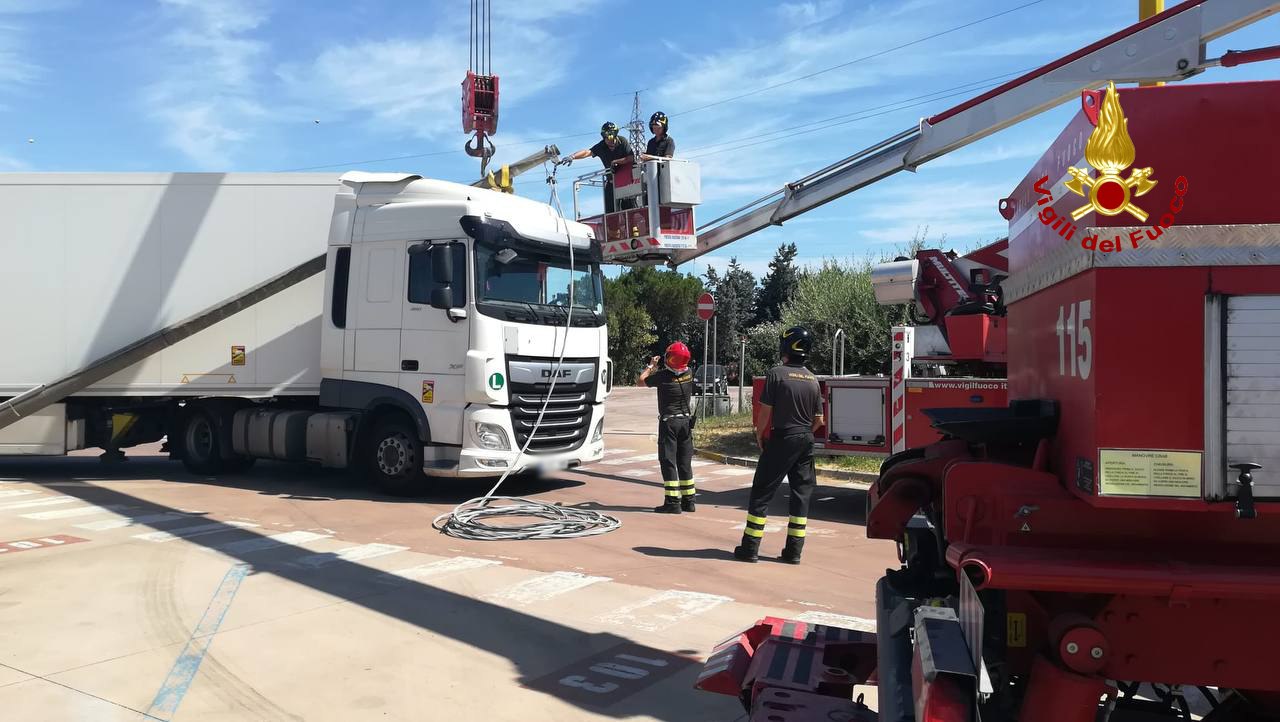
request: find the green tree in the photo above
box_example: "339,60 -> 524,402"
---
688,259 -> 756,376
603,277 -> 657,383
606,266 -> 703,382
753,243 -> 798,324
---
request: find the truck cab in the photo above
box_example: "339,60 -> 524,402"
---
320,173 -> 610,482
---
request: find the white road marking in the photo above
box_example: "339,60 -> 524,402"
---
596,590 -> 732,632
794,611 -> 876,632
483,571 -> 610,606
296,543 -> 409,568
710,467 -> 755,476
388,556 -> 502,581
21,504 -> 129,521
623,469 -> 659,478
133,521 -> 259,543
0,489 -> 39,499
690,460 -> 716,467
599,453 -> 660,466
210,530 -> 330,554
76,512 -> 191,531
0,496 -> 78,511
601,448 -> 631,456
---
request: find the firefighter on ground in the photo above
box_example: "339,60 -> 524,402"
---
636,342 -> 697,514
640,111 -> 675,161
561,121 -> 633,213
733,326 -> 823,564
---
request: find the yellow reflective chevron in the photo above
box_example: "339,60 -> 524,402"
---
786,527 -> 806,538
743,526 -> 764,538
746,514 -> 768,525
788,516 -> 808,525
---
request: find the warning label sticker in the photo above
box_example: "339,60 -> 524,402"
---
421,380 -> 435,404
1098,449 -> 1202,498
231,345 -> 246,366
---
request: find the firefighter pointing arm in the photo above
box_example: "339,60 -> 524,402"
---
735,327 -> 823,565
638,342 -> 697,514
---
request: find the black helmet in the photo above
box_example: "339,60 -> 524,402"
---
779,326 -> 813,360
600,121 -> 620,138
649,111 -> 668,129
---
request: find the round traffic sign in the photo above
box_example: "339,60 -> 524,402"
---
697,292 -> 715,321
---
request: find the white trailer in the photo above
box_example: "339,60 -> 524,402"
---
0,172 -> 610,494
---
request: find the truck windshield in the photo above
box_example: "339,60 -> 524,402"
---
475,237 -> 605,326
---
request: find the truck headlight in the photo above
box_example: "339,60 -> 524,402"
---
591,420 -> 604,443
474,422 -> 511,451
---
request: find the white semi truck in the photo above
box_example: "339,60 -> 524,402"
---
0,172 -> 610,494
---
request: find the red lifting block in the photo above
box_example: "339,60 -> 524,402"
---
462,71 -> 499,135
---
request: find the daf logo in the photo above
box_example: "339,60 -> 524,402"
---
541,369 -> 572,379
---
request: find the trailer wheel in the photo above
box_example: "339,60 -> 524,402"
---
179,406 -> 255,475
180,408 -> 224,475
365,417 -> 425,496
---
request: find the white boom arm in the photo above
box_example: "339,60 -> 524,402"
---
677,0 -> 1280,265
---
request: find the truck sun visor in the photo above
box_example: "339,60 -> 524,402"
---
459,214 -> 600,264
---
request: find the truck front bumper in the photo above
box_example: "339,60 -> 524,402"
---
427,404 -> 605,477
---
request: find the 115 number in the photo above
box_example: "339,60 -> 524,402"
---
1055,301 -> 1092,380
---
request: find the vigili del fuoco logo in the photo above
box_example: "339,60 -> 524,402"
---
1032,81 -> 1189,253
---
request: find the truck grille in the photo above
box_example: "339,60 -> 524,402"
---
508,380 -> 594,454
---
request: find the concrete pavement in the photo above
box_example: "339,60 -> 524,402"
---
0,387 -> 892,720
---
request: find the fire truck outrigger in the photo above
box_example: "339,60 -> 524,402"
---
681,1 -> 1280,719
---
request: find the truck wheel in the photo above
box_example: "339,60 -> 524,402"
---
180,408 -> 225,475
366,418 -> 425,496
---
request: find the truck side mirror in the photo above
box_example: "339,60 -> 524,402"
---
431,243 -> 454,284
429,286 -> 452,310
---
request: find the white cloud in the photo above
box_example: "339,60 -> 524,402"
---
0,0 -> 54,91
776,0 -> 844,26
278,0 -> 602,142
143,0 -> 269,167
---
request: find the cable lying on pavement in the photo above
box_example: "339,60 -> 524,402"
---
432,495 -> 621,540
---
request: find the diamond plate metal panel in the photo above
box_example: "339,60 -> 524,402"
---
1005,224 -> 1280,304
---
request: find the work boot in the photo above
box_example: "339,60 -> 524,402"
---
680,494 -> 697,513
654,497 -> 682,514
779,536 -> 805,565
733,534 -> 760,563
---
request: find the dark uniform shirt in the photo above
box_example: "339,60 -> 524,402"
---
590,137 -> 632,169
760,363 -> 821,435
646,135 -> 675,158
645,368 -> 694,418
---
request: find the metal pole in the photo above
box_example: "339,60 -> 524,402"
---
712,314 -> 718,415
738,336 -> 746,414
1139,0 -> 1165,87
702,317 -> 709,421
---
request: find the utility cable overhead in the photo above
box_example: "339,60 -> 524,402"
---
670,0 -> 1047,118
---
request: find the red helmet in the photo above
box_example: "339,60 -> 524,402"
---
664,342 -> 691,372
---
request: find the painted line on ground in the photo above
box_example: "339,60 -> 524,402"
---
145,563 -> 250,721
0,496 -> 78,511
483,571 -> 611,606
296,543 -> 409,568
21,504 -> 130,521
0,489 -> 40,499
596,590 -> 732,633
710,467 -> 755,477
133,521 -> 258,543
209,530 -> 330,555
794,611 -> 877,632
75,512 -> 192,531
387,556 -> 502,582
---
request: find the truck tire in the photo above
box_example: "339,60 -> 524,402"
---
366,417 -> 425,496
180,407 -> 255,475
180,408 -> 225,475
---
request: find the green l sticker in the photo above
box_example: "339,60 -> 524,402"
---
488,372 -> 505,390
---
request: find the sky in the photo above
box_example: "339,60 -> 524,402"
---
3,0 -> 1278,278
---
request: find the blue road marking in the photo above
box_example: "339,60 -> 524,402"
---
145,563 -> 250,720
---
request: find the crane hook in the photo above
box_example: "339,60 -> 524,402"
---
465,132 -> 497,176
